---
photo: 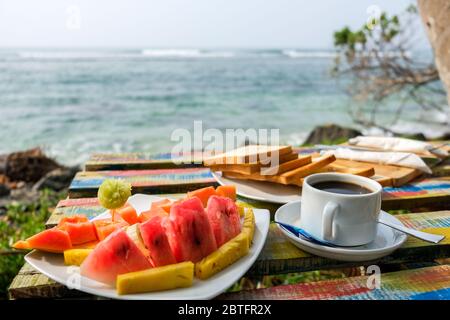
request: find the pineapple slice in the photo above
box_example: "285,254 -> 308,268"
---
242,208 -> 255,246
237,204 -> 246,217
195,232 -> 249,280
116,261 -> 194,295
64,249 -> 93,266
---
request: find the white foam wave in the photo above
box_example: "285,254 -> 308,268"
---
141,49 -> 235,58
17,51 -> 139,60
282,50 -> 337,59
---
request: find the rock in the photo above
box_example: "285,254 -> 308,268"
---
434,132 -> 450,140
5,148 -> 61,183
0,174 -> 9,185
303,124 -> 362,146
33,166 -> 79,191
395,133 -> 427,141
0,184 -> 10,197
0,155 -> 7,174
0,188 -> 40,207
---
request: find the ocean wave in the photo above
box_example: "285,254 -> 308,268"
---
7,49 -> 414,61
141,49 -> 235,58
282,50 -> 337,59
16,51 -> 140,60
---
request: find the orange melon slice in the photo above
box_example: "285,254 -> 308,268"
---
12,228 -> 72,253
187,186 -> 218,207
61,221 -> 98,245
93,219 -> 128,241
215,185 -> 237,201
117,204 -> 139,225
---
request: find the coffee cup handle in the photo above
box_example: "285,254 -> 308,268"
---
322,202 -> 339,241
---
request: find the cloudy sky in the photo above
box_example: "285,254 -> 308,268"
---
0,0 -> 427,48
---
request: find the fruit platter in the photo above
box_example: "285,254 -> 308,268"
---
13,181 -> 270,299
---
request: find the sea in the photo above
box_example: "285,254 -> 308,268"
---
0,48 -> 448,166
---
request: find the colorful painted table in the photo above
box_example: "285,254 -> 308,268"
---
8,149 -> 450,300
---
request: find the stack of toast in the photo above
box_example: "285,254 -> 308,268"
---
204,145 -> 375,187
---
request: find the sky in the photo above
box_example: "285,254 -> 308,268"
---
0,0 -> 427,48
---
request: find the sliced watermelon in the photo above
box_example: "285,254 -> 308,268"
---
139,216 -> 177,267
93,219 -> 128,241
126,224 -> 151,263
12,228 -> 72,253
61,221 -> 98,245
215,185 -> 237,201
166,197 -> 217,262
80,229 -> 152,285
117,204 -> 139,225
187,186 -> 217,207
206,195 -> 241,247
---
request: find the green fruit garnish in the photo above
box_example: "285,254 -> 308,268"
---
98,179 -> 132,209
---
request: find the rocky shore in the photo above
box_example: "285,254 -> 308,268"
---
0,148 -> 79,207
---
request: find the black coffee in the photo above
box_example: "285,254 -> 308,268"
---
312,181 -> 372,195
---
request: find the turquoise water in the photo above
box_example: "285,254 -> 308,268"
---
0,48 -> 444,165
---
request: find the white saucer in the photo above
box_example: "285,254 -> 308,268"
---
274,201 -> 407,261
212,171 -> 301,204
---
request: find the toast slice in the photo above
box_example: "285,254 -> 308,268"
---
223,165 -> 374,187
222,155 -> 337,186
203,145 -> 292,166
206,152 -> 299,175
259,155 -> 312,175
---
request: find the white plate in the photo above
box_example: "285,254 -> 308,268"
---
274,200 -> 407,261
25,194 -> 270,300
212,171 -> 301,204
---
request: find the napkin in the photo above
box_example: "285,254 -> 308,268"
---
348,136 -> 448,157
321,148 -> 432,174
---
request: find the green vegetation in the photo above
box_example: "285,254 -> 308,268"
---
228,270 -> 346,292
332,4 -> 444,133
301,137 -> 349,147
0,189 -> 66,299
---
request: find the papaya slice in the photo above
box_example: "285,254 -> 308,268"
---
152,199 -> 172,208
139,206 -> 168,223
93,219 -> 128,241
62,221 -> 98,245
215,185 -> 237,201
117,204 -> 139,225
57,215 -> 89,227
12,228 -> 72,253
187,186 -> 217,207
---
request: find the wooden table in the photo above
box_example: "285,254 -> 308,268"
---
8,149 -> 450,300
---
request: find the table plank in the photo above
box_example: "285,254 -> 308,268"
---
219,264 -> 450,300
250,210 -> 450,275
85,152 -> 205,171
381,177 -> 450,210
67,175 -> 450,211
68,168 -> 217,198
8,263 -> 86,299
85,147 -> 446,171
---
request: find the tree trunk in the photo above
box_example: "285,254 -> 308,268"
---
418,0 -> 450,108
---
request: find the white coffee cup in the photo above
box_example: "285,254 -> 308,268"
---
300,173 -> 382,246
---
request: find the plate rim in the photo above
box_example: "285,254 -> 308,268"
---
211,171 -> 300,204
274,200 -> 407,257
25,194 -> 270,300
